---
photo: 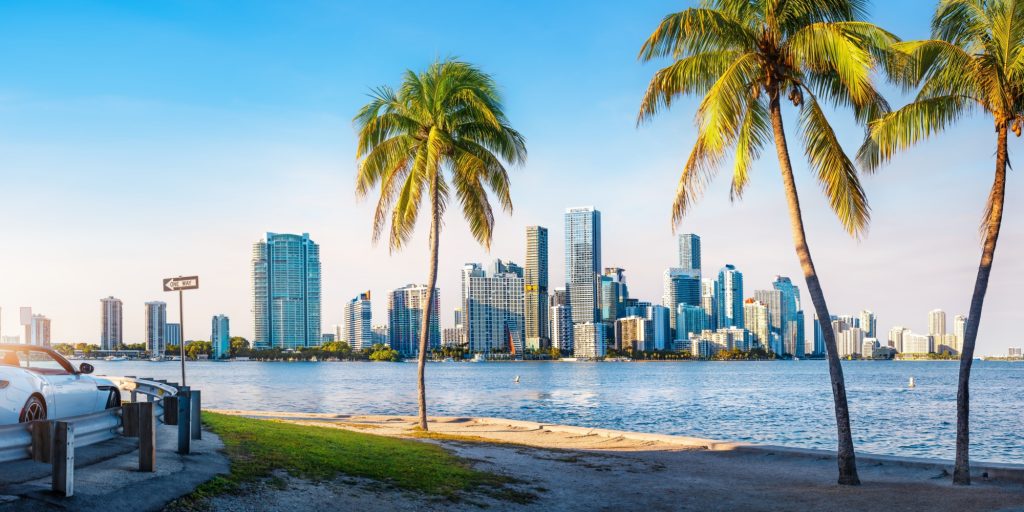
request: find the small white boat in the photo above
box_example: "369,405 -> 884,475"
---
908,376 -> 916,388
471,353 -> 486,362
149,356 -> 164,362
514,375 -> 520,383
104,355 -> 127,362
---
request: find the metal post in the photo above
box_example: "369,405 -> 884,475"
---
52,421 -> 74,497
164,396 -> 179,425
177,386 -> 191,455
139,402 -> 155,472
179,288 -> 186,387
190,390 -> 201,440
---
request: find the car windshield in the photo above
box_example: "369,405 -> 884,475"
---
0,348 -> 72,374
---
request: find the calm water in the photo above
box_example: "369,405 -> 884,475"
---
90,359 -> 1023,464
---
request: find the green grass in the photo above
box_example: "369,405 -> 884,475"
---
182,412 -> 527,506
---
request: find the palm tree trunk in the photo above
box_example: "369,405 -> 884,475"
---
953,123 -> 1008,485
768,88 -> 860,485
417,184 -> 441,431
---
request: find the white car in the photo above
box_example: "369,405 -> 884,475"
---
0,344 -> 121,424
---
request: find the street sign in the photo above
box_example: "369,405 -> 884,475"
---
163,276 -> 199,292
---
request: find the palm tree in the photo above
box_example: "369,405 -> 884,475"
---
637,0 -> 896,485
858,0 -> 1022,485
354,59 -> 527,430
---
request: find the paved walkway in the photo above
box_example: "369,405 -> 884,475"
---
0,423 -> 228,512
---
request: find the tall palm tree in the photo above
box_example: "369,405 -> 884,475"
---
354,59 -> 526,430
638,0 -> 896,485
858,0 -> 1022,485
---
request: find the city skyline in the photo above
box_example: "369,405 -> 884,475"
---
0,1 -> 1021,355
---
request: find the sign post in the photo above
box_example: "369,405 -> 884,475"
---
163,276 -> 199,386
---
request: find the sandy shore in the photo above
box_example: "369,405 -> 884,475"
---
209,409 -> 1024,512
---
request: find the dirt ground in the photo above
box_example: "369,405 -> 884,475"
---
206,410 -> 1024,512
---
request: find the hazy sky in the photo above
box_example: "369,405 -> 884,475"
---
0,1 -> 1020,355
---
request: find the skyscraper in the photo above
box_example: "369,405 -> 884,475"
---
889,325 -> 909,352
462,262 -> 525,355
678,233 -> 701,275
344,291 -> 374,350
252,232 -> 322,349
100,296 -> 123,351
600,267 -> 629,324
165,323 -> 182,348
211,314 -> 230,359
573,322 -> 605,358
744,299 -> 770,350
387,284 -> 440,356
25,314 -> 51,347
145,301 -> 167,356
550,287 -> 573,353
701,279 -> 717,329
662,268 -> 701,339
854,310 -> 875,339
524,226 -> 549,350
928,309 -> 946,337
772,276 -> 805,357
953,314 -> 967,354
754,288 -> 783,354
715,265 -> 744,329
565,207 -> 602,326
674,303 -> 705,350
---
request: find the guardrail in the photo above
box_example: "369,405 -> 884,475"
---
0,376 -> 202,497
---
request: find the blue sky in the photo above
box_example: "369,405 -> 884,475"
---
0,1 -> 1020,355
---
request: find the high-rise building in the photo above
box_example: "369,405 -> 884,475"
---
701,279 -> 717,329
744,299 -> 770,350
211,314 -> 230,359
835,325 -> 864,358
928,309 -> 946,337
953,314 -> 967,354
145,301 -> 167,356
100,296 -> 123,351
524,226 -> 549,350
674,304 -> 705,351
615,316 -> 649,352
663,268 -> 701,340
332,324 -> 343,343
462,262 -> 525,355
678,233 -> 701,275
489,259 -> 523,278
344,291 -> 374,351
165,323 -> 182,347
903,332 -> 933,354
812,314 -> 836,356
565,207 -> 602,326
25,314 -> 51,347
753,289 -> 783,354
651,305 -> 671,351
372,325 -> 388,345
550,288 -> 573,353
888,326 -> 909,352
600,267 -> 629,324
252,232 -> 322,349
859,310 -> 877,339
387,284 -> 441,357
715,265 -> 744,329
772,276 -> 805,357
573,322 -> 605,359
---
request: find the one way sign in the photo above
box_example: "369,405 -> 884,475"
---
163,276 -> 200,292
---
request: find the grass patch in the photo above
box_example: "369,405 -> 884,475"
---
179,412 -> 527,507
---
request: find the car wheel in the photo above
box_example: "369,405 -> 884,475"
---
105,389 -> 121,409
19,396 -> 46,423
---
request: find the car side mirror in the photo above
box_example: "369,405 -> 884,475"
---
79,363 -> 94,374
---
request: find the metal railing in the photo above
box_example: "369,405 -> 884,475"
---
0,376 -> 201,497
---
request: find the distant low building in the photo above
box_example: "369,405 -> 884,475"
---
1008,347 -> 1022,358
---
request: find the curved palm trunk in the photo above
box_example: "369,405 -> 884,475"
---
953,124 -> 1008,485
768,90 -> 860,485
416,186 -> 441,431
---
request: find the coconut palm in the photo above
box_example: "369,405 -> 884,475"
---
638,0 -> 896,485
354,59 -> 526,430
858,0 -> 1022,485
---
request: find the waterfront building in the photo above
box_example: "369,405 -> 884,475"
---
550,287 -> 573,353
835,325 -> 864,358
600,267 -> 629,324
678,233 -> 701,275
674,304 -> 705,351
165,323 -> 182,347
862,337 -> 880,359
663,268 -> 701,340
1009,347 -> 1023,358
715,265 -> 744,329
903,332 -> 933,354
387,284 -> 441,357
689,327 -> 752,355
743,299 -> 770,350
953,314 -> 967,354
100,296 -> 123,351
615,316 -> 649,352
928,309 -> 946,337
573,322 -> 605,359
344,291 -> 374,351
462,262 -> 525,355
888,326 -> 909,353
812,315 -> 830,356
565,207 -> 602,326
937,333 -> 959,355
18,307 -> 50,347
252,232 -> 322,349
859,310 -> 877,339
145,301 -> 167,356
701,279 -> 717,329
772,276 -> 805,357
442,326 -> 464,347
524,226 -> 549,350
651,305 -> 671,351
372,325 -> 388,345
753,289 -> 783,354
211,314 -> 230,359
